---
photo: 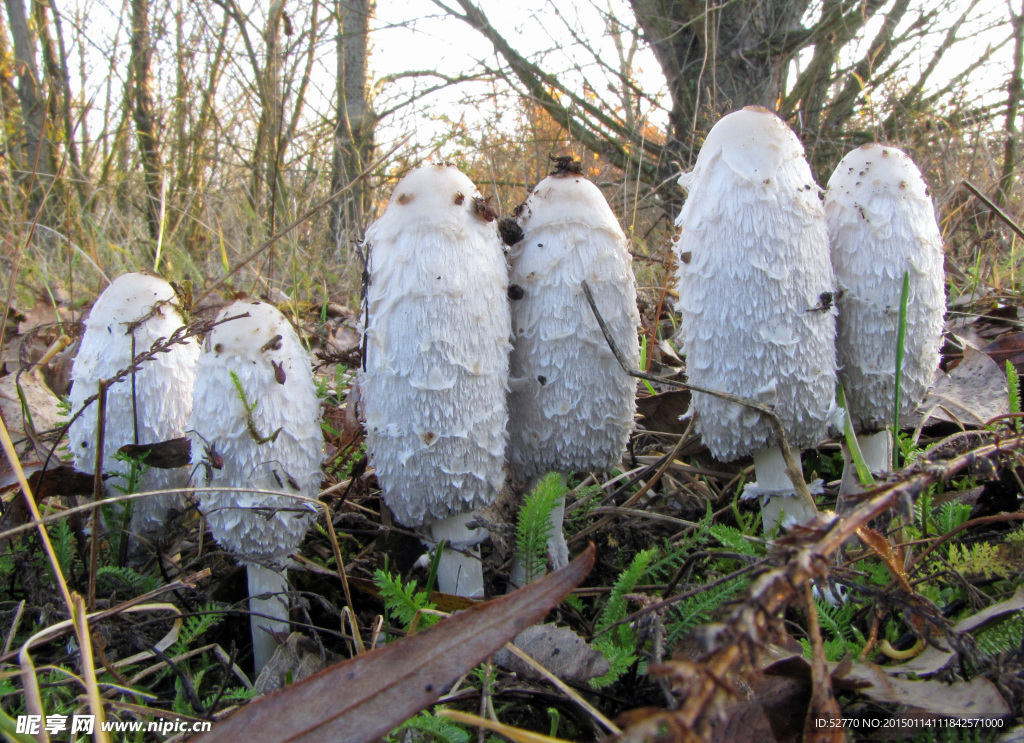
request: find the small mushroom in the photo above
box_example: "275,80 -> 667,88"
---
825,144 -> 945,501
673,107 -> 837,531
189,299 -> 323,672
68,273 -> 199,560
360,164 -> 511,598
506,161 -> 639,583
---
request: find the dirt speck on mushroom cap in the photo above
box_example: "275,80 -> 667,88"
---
189,299 -> 323,566
360,164 -> 511,526
507,174 -> 640,480
68,272 -> 198,539
674,108 -> 837,461
825,144 -> 945,431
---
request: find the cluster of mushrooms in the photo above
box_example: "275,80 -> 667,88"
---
65,105 -> 945,672
70,288 -> 323,672
674,106 -> 945,530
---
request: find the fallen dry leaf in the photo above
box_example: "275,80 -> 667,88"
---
194,544 -> 595,743
0,372 -> 63,444
494,622 -> 609,684
906,346 -> 1008,428
882,585 -> 1024,677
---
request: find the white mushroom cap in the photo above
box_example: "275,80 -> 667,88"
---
674,107 -> 837,461
360,163 -> 510,527
507,171 -> 640,481
189,299 -> 323,567
68,273 -> 198,541
825,144 -> 945,431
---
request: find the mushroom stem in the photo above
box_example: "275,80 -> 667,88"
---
430,512 -> 485,599
247,564 -> 289,674
751,446 -> 818,532
838,430 -> 892,511
547,483 -> 569,571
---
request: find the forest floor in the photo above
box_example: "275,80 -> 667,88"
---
1,256 -> 1023,743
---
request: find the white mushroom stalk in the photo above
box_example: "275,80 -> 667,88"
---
68,272 -> 199,560
360,163 -> 510,599
189,300 -> 323,673
505,158 -> 639,584
825,144 -> 945,502
674,107 -> 837,531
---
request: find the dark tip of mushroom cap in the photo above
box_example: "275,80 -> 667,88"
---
498,218 -> 524,246
548,154 -> 583,176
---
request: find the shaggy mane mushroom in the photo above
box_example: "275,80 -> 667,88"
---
674,107 -> 838,531
505,160 -> 640,584
189,299 -> 323,673
68,272 -> 199,560
825,144 -> 945,501
360,163 -> 511,598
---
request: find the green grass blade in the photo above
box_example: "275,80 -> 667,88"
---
892,270 -> 910,470
837,381 -> 874,487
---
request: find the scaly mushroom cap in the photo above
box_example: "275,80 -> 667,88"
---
825,144 -> 945,431
189,300 -> 323,567
674,107 -> 837,461
68,273 -> 198,538
360,163 -> 510,527
507,172 -> 640,481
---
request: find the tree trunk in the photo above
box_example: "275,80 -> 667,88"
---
4,0 -> 54,216
129,0 -> 165,244
329,0 -> 375,251
630,0 -> 811,155
998,0 -> 1024,209
250,0 -> 284,233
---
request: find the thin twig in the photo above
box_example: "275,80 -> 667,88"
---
963,179 -> 1024,240
89,381 -> 108,612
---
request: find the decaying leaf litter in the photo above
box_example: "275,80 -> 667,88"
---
1,165 -> 1023,743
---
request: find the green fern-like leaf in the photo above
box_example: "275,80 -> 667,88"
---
1007,361 -> 1021,432
171,602 -> 226,655
815,595 -> 857,643
975,613 -> 1023,657
596,548 -> 657,632
49,518 -> 76,583
707,524 -> 761,557
948,543 -> 1013,579
590,548 -> 658,688
204,687 -> 257,708
667,578 -> 746,646
515,473 -> 564,583
389,710 -> 470,743
590,640 -> 636,689
936,501 -> 972,536
373,569 -> 438,631
96,565 -> 162,596
798,634 -> 850,663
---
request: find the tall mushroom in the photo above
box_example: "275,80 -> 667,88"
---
674,107 -> 837,531
189,299 -> 323,673
68,272 -> 199,559
505,157 -> 639,582
825,144 -> 945,501
360,163 -> 510,599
